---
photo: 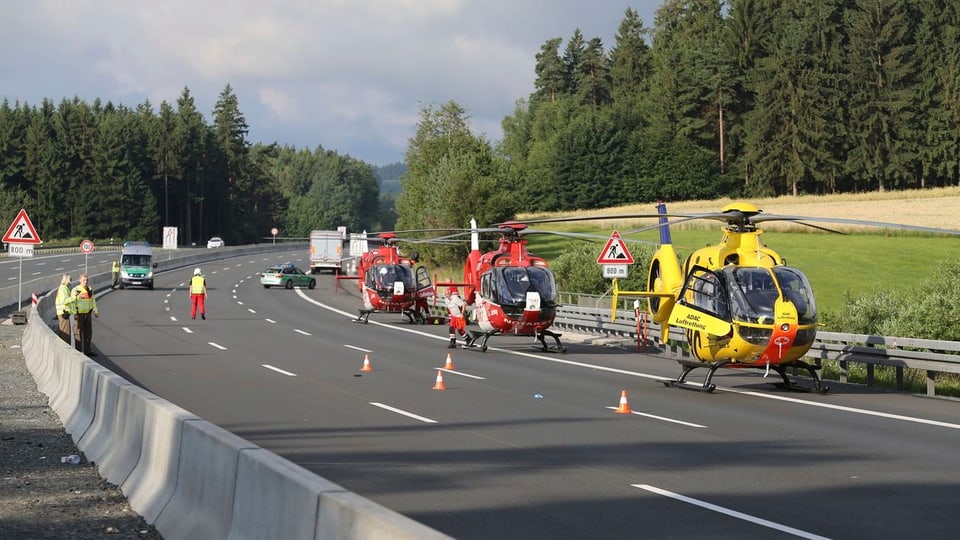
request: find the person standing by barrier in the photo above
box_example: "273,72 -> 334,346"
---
190,267 -> 207,320
54,273 -> 75,344
71,273 -> 98,356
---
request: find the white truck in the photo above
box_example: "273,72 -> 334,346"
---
309,228 -> 346,274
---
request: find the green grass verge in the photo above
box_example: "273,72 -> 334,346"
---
523,225 -> 960,317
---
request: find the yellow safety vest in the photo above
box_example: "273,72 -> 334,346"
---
112,261 -> 120,272
71,285 -> 98,315
190,275 -> 206,295
55,284 -> 75,315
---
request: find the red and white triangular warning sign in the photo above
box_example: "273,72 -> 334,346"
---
2,209 -> 42,245
597,230 -> 634,265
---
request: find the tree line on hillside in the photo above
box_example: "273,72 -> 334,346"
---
4,1 -> 958,249
399,0 -> 960,243
0,85 -> 389,245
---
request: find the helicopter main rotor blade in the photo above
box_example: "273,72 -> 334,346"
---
751,214 -> 960,236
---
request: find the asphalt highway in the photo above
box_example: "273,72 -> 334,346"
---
89,249 -> 960,539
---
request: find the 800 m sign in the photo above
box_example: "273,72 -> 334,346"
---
8,244 -> 34,257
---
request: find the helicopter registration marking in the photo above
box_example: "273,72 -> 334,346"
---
632,484 -> 830,540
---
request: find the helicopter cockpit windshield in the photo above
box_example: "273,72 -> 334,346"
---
722,266 -> 817,325
491,266 -> 557,306
366,264 -> 416,295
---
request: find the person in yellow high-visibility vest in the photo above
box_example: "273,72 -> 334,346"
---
190,268 -> 207,320
54,273 -> 75,343
71,273 -> 98,356
111,259 -> 120,288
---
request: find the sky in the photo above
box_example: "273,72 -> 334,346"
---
3,1 -> 661,167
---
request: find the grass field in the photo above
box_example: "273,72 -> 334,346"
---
517,187 -> 960,317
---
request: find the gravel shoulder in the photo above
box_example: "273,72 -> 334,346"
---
0,308 -> 161,539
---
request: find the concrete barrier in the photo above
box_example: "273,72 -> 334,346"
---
77,369 -> 128,462
316,491 -> 451,539
122,398 -> 199,523
64,360 -> 112,444
22,252 -> 452,540
229,448 -> 345,540
155,419 -> 258,539
80,375 -> 150,486
47,347 -> 88,421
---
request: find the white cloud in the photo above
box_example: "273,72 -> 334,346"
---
2,0 -> 659,164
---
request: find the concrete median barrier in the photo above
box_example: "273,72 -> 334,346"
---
155,419 -> 259,539
47,348 -> 88,421
317,490 -> 451,539
21,250 -> 451,539
122,398 -> 200,523
229,448 -> 344,540
78,374 -> 149,486
63,360 -> 112,445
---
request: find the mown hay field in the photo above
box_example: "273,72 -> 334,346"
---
518,187 -> 960,316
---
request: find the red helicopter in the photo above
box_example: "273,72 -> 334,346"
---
439,219 -> 564,353
335,232 -> 435,324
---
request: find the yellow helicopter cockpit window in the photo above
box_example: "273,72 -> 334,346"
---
772,267 -> 817,324
726,267 -> 778,324
723,267 -> 817,325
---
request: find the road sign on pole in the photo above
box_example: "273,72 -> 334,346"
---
2,209 -> 42,244
79,239 -> 94,254
8,244 -> 34,257
597,230 -> 634,265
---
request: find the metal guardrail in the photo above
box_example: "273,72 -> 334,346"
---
552,302 -> 960,398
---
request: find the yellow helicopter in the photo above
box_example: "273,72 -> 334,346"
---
528,201 -> 960,393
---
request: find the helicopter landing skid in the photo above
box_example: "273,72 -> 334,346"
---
353,310 -> 372,324
771,362 -> 829,393
535,330 -> 566,353
662,359 -> 728,393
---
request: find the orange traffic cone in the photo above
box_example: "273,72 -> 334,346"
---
443,353 -> 455,370
360,354 -> 373,372
432,370 -> 446,391
615,390 -> 632,414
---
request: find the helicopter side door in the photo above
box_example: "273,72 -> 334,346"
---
671,266 -> 733,337
414,265 -> 435,301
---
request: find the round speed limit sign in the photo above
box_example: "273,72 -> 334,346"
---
79,239 -> 95,254
271,227 -> 279,236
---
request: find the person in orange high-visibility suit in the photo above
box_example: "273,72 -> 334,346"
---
190,268 -> 207,320
445,287 -> 472,348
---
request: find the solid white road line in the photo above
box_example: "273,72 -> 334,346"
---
294,288 -> 956,431
721,387 -> 960,429
370,402 -> 437,424
633,484 -> 830,539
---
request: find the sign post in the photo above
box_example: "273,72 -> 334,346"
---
271,227 -> 279,245
79,239 -> 94,275
597,230 -> 635,280
2,209 -> 43,312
